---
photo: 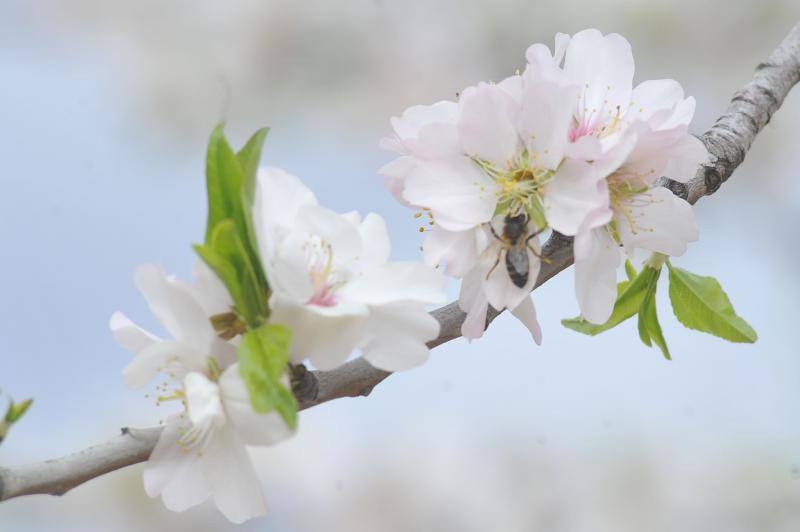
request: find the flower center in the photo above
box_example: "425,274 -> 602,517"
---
608,180 -> 658,238
473,151 -> 554,225
569,85 -> 630,142
305,238 -> 346,307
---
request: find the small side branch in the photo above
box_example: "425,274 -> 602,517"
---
2,21 -> 799,504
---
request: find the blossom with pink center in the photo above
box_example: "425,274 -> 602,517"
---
525,29 -> 707,324
254,167 -> 446,371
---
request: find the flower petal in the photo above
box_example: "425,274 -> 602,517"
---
510,296 -> 542,344
630,79 -> 685,121
342,262 -> 446,306
422,225 -> 479,278
458,83 -> 520,167
662,134 -> 707,183
122,340 -> 206,389
295,205 -> 363,262
360,301 -> 440,371
356,213 -> 391,267
109,311 -> 160,353
563,29 -> 634,115
518,75 -> 579,169
203,426 -> 267,523
134,264 -> 215,352
269,300 -> 368,370
458,269 -> 490,340
143,416 -> 210,512
219,364 -> 295,446
574,226 -> 621,324
389,100 -> 458,141
543,158 -> 607,236
617,187 -> 699,256
402,156 -> 499,231
254,167 -> 317,231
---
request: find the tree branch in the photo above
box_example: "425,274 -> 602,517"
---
2,21 -> 799,503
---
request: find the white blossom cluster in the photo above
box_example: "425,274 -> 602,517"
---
381,29 -> 704,338
110,29 -> 705,523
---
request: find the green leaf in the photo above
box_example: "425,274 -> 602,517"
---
238,324 -> 298,428
625,260 -> 637,281
562,266 -> 660,335
667,263 -> 757,343
4,398 -> 32,424
198,125 -> 272,324
237,127 -> 269,205
204,124 -> 246,244
195,220 -> 267,327
638,282 -> 671,359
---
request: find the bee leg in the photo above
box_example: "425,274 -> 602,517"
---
489,224 -> 501,240
525,226 -> 547,242
527,243 -> 551,264
485,251 -> 502,280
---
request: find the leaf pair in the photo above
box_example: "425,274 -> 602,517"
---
0,397 -> 33,443
563,259 -> 756,358
194,125 -> 298,428
195,125 -> 270,328
562,262 -> 670,357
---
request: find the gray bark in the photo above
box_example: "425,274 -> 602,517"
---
2,21 -> 799,504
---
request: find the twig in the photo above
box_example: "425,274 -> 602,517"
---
2,21 -> 798,503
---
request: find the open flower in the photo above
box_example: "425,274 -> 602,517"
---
381,60 -> 607,340
110,263 -> 292,523
254,167 -> 446,371
527,30 -> 705,323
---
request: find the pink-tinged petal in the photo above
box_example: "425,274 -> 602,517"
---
663,135 -> 707,183
134,264 -> 215,351
342,262 -> 446,306
574,227 -> 621,324
458,83 -> 520,167
269,300 -> 368,370
563,29 -> 634,114
458,269 -> 490,340
109,311 -> 159,354
422,226 -> 479,278
617,187 -> 699,256
510,296 -> 542,344
543,159 -> 607,236
219,364 -> 295,446
143,416 -> 210,511
122,340 -> 205,389
357,213 -> 391,267
519,76 -> 579,169
589,129 -> 639,179
360,301 -> 440,371
203,426 -> 267,523
402,156 -> 499,232
389,100 -> 458,140
630,79 -> 685,121
564,134 -> 604,161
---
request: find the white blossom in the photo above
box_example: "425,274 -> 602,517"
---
254,167 -> 446,371
110,263 -> 292,523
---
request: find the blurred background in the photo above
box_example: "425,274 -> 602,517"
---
1,1 -> 800,530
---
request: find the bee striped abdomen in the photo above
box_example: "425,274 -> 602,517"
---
505,248 -> 529,288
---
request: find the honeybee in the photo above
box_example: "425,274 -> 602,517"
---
487,213 -> 545,288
